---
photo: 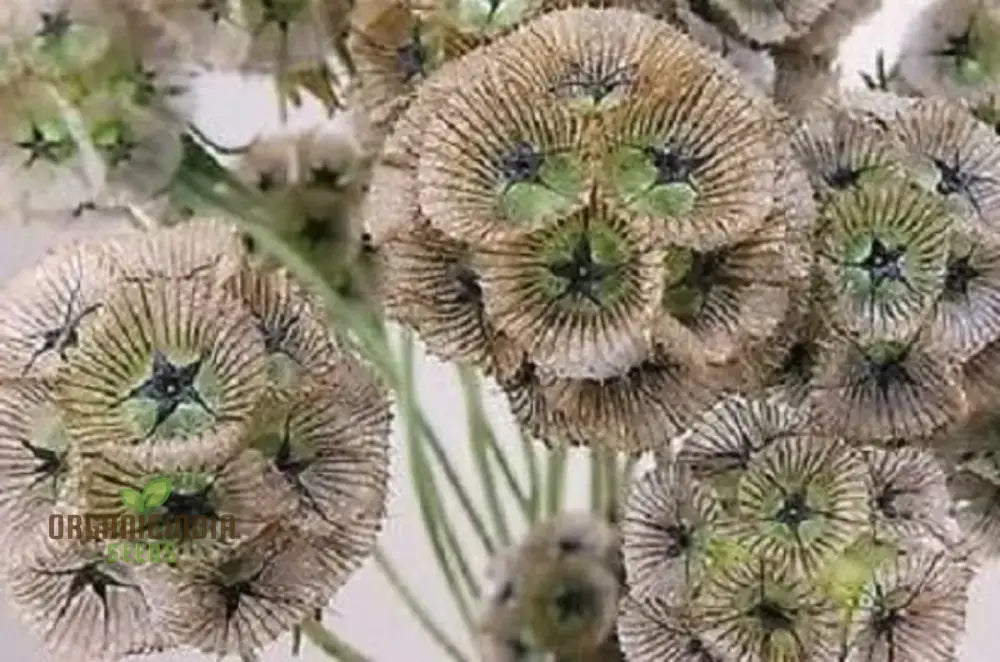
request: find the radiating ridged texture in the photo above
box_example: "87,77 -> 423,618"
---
729,437 -> 869,576
891,98 -> 1000,238
540,349 -> 717,451
898,0 -> 1000,105
698,557 -> 840,662
249,379 -> 391,545
961,333 -> 1000,410
618,596 -> 728,662
927,228 -> 1000,361
479,199 -> 662,379
622,463 -> 723,600
815,178 -> 951,342
6,538 -> 165,660
381,222 -> 498,366
810,334 -> 967,441
101,218 -> 244,286
149,528 -> 339,659
604,64 -> 776,249
56,278 -> 268,448
843,545 -> 970,662
74,430 -> 291,559
0,241 -> 115,379
418,70 -> 590,242
709,0 -> 835,44
862,446 -> 953,546
0,378 -> 70,543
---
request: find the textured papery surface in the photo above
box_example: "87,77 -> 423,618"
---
617,596 -> 728,662
708,0 -> 836,45
861,445 -> 953,545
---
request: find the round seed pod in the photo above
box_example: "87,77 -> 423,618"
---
0,240 -> 115,379
56,277 -> 269,448
618,594 -> 728,662
478,197 -> 662,380
814,177 -> 951,343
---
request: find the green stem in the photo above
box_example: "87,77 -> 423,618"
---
374,549 -> 470,662
590,449 -> 604,514
603,449 -> 620,522
545,445 -> 568,516
403,338 -> 478,631
459,364 -> 512,545
299,620 -> 372,662
520,429 -> 542,523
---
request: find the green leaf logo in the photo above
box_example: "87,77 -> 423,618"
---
120,488 -> 142,513
141,477 -> 173,513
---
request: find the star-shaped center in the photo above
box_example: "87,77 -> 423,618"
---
546,233 -> 618,306
120,350 -> 212,437
857,238 -> 906,286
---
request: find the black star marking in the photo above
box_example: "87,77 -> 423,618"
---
115,350 -> 212,438
161,484 -> 217,520
449,263 -> 482,305
552,62 -> 636,105
22,278 -> 102,374
100,133 -> 138,169
645,143 -> 710,187
498,141 -> 545,188
857,238 -> 906,287
932,24 -> 974,63
396,25 -> 428,82
39,562 -> 143,632
945,252 -> 980,297
37,11 -> 72,41
773,491 -> 816,529
864,345 -> 915,394
16,124 -> 71,167
546,232 -> 619,307
661,524 -> 692,558
932,151 -> 997,217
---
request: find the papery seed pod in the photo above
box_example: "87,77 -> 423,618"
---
810,333 -> 967,441
618,595 -> 727,662
539,347 -> 718,451
6,537 -> 165,660
101,217 -> 244,286
226,265 -> 339,397
380,222 -> 498,366
148,527 -> 338,658
621,462 -> 723,600
891,98 -> 1000,237
700,0 -> 836,45
814,178 -> 951,342
348,0 -> 444,130
675,394 -> 811,486
790,104 -> 899,202
843,545 -> 971,662
603,64 -> 776,250
961,333 -> 1000,411
771,50 -> 840,117
0,379 -> 71,543
75,429 -> 292,559
729,436 -> 869,576
478,198 -> 662,380
861,445 -> 953,546
0,240 -> 114,379
946,466 -> 1000,555
698,556 -> 840,662
56,278 -> 268,447
927,228 -> 1000,361
486,8 -> 688,112
898,0 -> 1000,105
249,379 -> 390,545
417,71 -> 590,243
495,355 -> 572,444
836,88 -> 916,129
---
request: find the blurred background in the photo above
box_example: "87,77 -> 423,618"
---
4,0 -> 1000,660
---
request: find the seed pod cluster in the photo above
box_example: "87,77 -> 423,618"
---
0,219 -> 391,660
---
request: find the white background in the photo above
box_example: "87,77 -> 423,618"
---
4,1 -> 1000,660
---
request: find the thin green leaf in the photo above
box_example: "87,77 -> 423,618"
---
299,620 -> 372,662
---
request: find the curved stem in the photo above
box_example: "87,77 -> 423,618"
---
300,620 -> 372,662
546,445 -> 568,516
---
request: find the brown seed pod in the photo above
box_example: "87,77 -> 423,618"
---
927,228 -> 1000,361
6,538 -> 165,660
961,333 -> 1000,412
0,241 -> 115,379
603,63 -> 776,250
891,98 -> 1000,238
697,556 -> 841,662
621,462 -> 723,600
843,545 -> 971,662
810,333 -> 968,442
417,69 -> 591,243
381,222 -> 498,366
56,278 -> 268,448
478,197 -> 662,379
814,177 -> 951,343
700,0 -> 836,45
617,594 -> 728,662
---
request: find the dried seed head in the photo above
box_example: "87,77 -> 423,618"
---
622,462 -> 723,600
891,99 -> 1000,237
380,222 -> 497,366
843,545 -> 971,662
6,538 -> 163,660
861,446 -> 953,546
702,0 -> 836,45
0,241 -> 114,379
898,0 -> 1000,104
810,335 -> 967,441
815,178 -> 951,342
417,71 -> 589,242
249,380 -> 390,545
729,436 -> 870,576
604,66 -> 776,249
698,557 -> 840,662
478,199 -> 662,379
56,278 -> 268,447
618,595 -> 727,662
